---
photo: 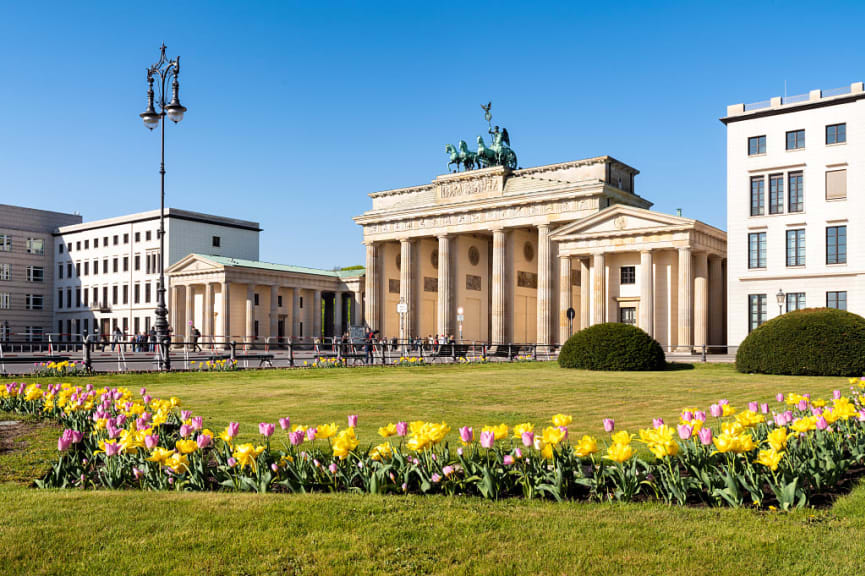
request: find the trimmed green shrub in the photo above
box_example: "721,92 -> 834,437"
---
558,323 -> 665,371
736,308 -> 865,376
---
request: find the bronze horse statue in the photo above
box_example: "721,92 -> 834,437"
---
446,141 -> 477,172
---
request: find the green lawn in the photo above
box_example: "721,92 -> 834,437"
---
2,363 -> 865,575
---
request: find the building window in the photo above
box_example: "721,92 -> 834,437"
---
123,256 -> 129,272
134,254 -> 141,271
102,286 -> 108,305
0,293 -> 9,309
25,327 -> 44,342
145,283 -> 151,303
826,225 -> 847,264
113,258 -> 118,273
135,232 -> 140,243
299,297 -> 304,308
83,261 -> 89,276
92,259 -> 98,276
146,230 -> 152,241
786,292 -> 805,312
769,174 -> 784,214
212,236 -> 221,247
786,129 -> 805,150
619,306 -> 636,325
75,263 -> 80,276
748,232 -> 766,269
26,238 -> 44,255
67,262 -> 73,277
58,289 -> 63,309
254,293 -> 260,306
123,284 -> 129,305
25,294 -> 44,310
134,284 -> 140,304
826,123 -> 846,145
76,241 -> 81,251
748,135 -> 766,156
619,266 -> 636,285
102,259 -> 107,274
123,233 -> 129,244
0,234 -> 11,252
749,294 -> 767,332
278,295 -> 283,307
82,287 -> 89,307
826,169 -> 847,200
58,263 -> 63,279
113,286 -> 118,305
58,242 -> 64,254
84,239 -> 89,250
787,171 -> 803,213
75,288 -> 81,308
66,289 -> 71,308
26,266 -> 44,282
0,264 -> 9,280
103,236 -> 108,246
93,238 -> 98,248
750,176 -> 765,216
786,229 -> 805,267
827,291 -> 847,310
113,235 -> 118,246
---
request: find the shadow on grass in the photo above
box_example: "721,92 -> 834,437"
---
664,362 -> 696,371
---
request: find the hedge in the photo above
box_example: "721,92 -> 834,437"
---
558,323 -> 666,371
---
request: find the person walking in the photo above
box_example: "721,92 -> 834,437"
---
111,327 -> 123,352
191,325 -> 202,352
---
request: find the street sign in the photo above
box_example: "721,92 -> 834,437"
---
566,307 -> 576,320
397,302 -> 408,314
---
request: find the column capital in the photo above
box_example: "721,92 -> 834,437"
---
437,233 -> 451,240
537,222 -> 550,231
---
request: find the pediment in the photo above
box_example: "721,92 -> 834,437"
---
166,254 -> 224,275
550,205 -> 694,240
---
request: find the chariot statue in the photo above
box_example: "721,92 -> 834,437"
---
445,102 -> 518,172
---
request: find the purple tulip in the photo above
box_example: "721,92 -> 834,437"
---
698,428 -> 713,445
279,417 -> 291,430
259,422 -> 275,437
145,434 -> 159,450
682,411 -> 694,422
503,455 -> 515,466
677,424 -> 692,440
480,430 -> 495,449
396,421 -> 408,437
776,392 -> 784,403
710,404 -> 722,418
289,430 -> 304,446
783,410 -> 794,424
748,401 -> 758,412
190,416 -> 203,431
812,407 -> 823,417
58,433 -> 72,452
760,403 -> 769,414
140,388 -> 147,396
521,431 -> 535,447
431,473 -> 442,483
347,414 -> 358,428
228,457 -> 237,467
328,462 -> 338,474
197,434 -> 212,450
143,394 -> 152,404
227,422 -> 240,438
179,424 -> 191,438
181,410 -> 192,420
816,417 -> 828,431
653,417 -> 664,428
70,430 -> 83,444
797,399 -> 808,411
104,442 -> 121,457
459,426 -> 473,443
694,410 -> 706,422
603,418 -> 615,433
132,467 -> 144,480
307,427 -> 317,441
833,390 -> 842,400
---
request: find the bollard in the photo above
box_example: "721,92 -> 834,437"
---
162,336 -> 172,371
482,345 -> 487,362
230,341 -> 237,363
83,341 -> 92,372
451,343 -> 456,363
288,342 -> 294,367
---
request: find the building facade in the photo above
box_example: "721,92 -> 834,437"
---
724,82 -> 865,345
0,205 -> 82,341
53,208 -> 260,341
355,157 -> 727,348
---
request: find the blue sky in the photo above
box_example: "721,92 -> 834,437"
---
1,1 -> 862,267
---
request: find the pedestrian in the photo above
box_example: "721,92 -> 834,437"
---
111,327 -> 123,352
191,325 -> 202,352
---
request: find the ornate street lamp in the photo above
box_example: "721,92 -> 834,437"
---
776,288 -> 785,316
140,43 -> 187,370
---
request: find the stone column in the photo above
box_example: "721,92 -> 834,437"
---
333,291 -> 343,337
437,234 -> 452,337
245,284 -> 255,343
536,224 -> 552,347
580,258 -> 590,330
694,252 -> 709,350
591,253 -> 606,326
221,282 -> 231,346
639,250 -> 654,337
399,239 -> 413,339
270,285 -> 279,341
558,254 -> 572,344
170,285 -> 181,337
708,255 -> 724,346
185,285 -> 194,342
352,289 -> 363,327
677,247 -> 693,351
291,288 -> 300,339
491,228 -> 507,345
364,243 -> 379,332
204,282 -> 214,339
313,290 -> 322,339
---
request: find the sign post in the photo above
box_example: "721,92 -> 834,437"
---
397,298 -> 408,354
456,306 -> 465,342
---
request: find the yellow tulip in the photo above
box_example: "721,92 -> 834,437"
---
573,435 -> 598,457
712,432 -> 739,454
482,423 -> 509,441
604,442 -> 635,463
734,410 -> 765,428
755,448 -> 784,471
610,430 -> 634,445
147,447 -> 175,466
232,443 -> 266,470
369,442 -> 393,461
512,423 -> 534,439
541,426 -> 567,446
331,428 -> 359,460
166,452 -> 189,474
175,439 -> 198,455
378,423 -> 397,438
551,414 -> 573,427
734,434 -> 756,453
767,427 -> 792,452
315,423 -> 339,439
790,416 -> 817,434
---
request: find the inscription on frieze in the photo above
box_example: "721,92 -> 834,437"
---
437,177 -> 500,202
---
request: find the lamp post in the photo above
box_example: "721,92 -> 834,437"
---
776,288 -> 785,316
139,44 -> 187,371
456,306 -> 464,342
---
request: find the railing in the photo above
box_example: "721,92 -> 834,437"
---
743,99 -> 771,111
822,85 -> 852,98
781,93 -> 809,105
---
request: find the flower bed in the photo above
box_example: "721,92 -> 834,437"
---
4,379 -> 865,509
32,361 -> 92,378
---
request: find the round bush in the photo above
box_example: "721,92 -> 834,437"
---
736,308 -> 865,376
558,323 -> 666,371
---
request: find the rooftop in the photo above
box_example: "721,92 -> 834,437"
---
55,208 -> 261,234
195,254 -> 364,278
722,82 -> 865,124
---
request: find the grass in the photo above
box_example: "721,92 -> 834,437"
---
2,362 -> 865,575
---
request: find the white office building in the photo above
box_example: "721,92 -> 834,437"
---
724,82 -> 865,346
53,208 -> 260,340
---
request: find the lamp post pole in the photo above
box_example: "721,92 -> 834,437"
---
776,288 -> 785,317
140,44 -> 187,371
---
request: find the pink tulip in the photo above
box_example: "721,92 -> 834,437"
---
181,410 -> 192,420
145,434 -> 159,450
653,418 -> 664,428
783,410 -> 793,424
797,399 -> 808,411
227,422 -> 240,438
328,462 -> 338,474
833,390 -> 842,400
503,455 -> 515,466
58,434 -> 72,452
776,392 -> 784,403
115,414 -> 127,427
459,426 -> 473,443
521,431 -> 534,447
70,430 -> 83,444
227,457 -> 237,467
480,430 -> 495,449
694,410 -> 706,422
259,423 -> 275,437
396,421 -> 408,437
603,418 -> 615,433
682,411 -> 694,422
190,416 -> 203,431
698,428 -> 713,445
748,401 -> 758,412
760,403 -> 769,414
457,447 -> 464,456
271,463 -> 279,473
816,417 -> 828,431
289,430 -> 304,445
279,417 -> 291,430
718,399 -> 729,406
431,473 -> 442,483
514,448 -> 523,459
307,427 -> 317,441
774,414 -> 786,427
143,394 -> 152,404
132,467 -> 144,480
140,388 -> 147,396
179,424 -> 191,438
104,442 -> 121,457
197,434 -> 212,449
858,410 -> 865,422
677,424 -> 692,440
812,407 -> 823,417
558,426 -> 569,440
443,465 -> 455,476
710,404 -> 722,418
347,414 -> 358,428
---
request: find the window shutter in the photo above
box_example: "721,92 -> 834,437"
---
826,169 -> 847,200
